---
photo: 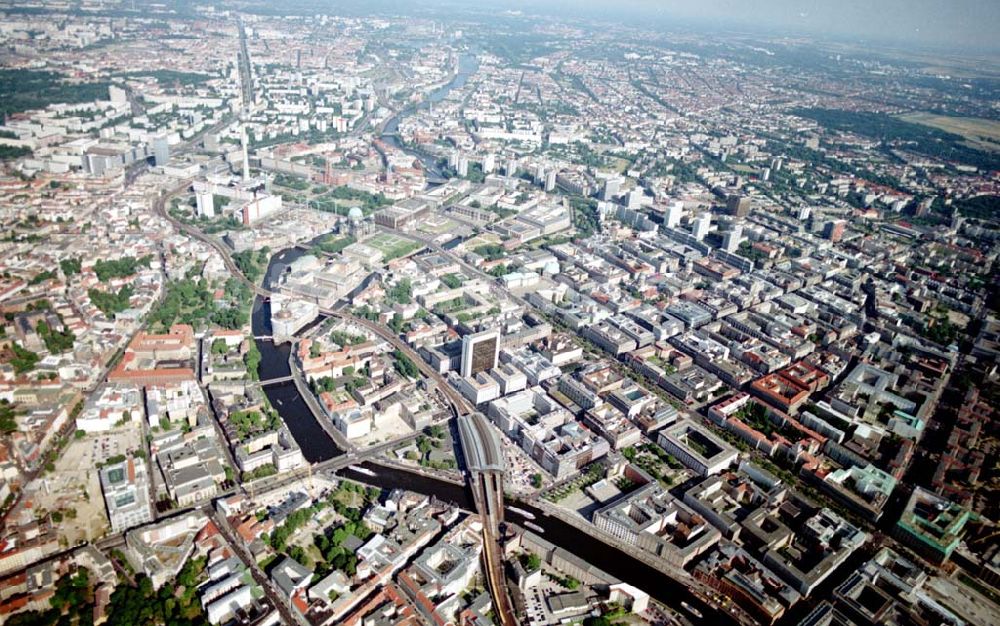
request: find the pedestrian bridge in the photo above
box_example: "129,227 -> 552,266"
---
254,375 -> 294,387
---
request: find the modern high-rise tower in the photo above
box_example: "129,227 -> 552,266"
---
665,201 -> 684,228
461,330 -> 499,378
152,135 -> 170,166
727,194 -> 750,217
692,213 -> 712,241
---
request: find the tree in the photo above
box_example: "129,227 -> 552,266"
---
29,270 -> 56,285
389,313 -> 405,333
387,278 -> 412,304
244,341 -> 261,380
0,400 -> 19,434
36,320 -> 75,354
59,258 -> 82,277
88,285 -> 133,316
393,350 -> 419,378
523,553 -> 541,572
232,250 -> 264,283
92,256 -> 151,282
211,307 -> 247,330
9,344 -> 39,375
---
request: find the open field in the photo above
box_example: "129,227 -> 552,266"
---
367,232 -> 422,260
23,427 -> 144,545
899,113 -> 1000,153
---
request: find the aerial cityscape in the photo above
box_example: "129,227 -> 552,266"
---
0,1 -> 998,625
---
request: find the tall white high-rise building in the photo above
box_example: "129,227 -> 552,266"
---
544,170 -> 557,192
692,213 -> 712,241
152,135 -> 170,166
722,226 -> 742,252
601,178 -> 621,201
482,153 -> 496,174
196,190 -> 215,218
627,189 -> 645,210
534,164 -> 546,185
665,201 -> 684,228
109,85 -> 127,104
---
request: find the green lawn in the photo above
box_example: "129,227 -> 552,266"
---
368,234 -> 422,261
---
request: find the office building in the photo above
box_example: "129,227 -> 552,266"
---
626,189 -> 644,210
505,158 -> 518,177
100,457 -> 154,532
109,84 -> 127,103
823,220 -> 847,243
657,420 -> 739,476
692,213 -> 712,241
601,178 -> 620,201
722,226 -> 742,253
593,483 -> 721,568
665,201 -> 684,228
152,135 -> 170,166
461,329 -> 499,377
196,190 -> 215,218
727,194 -> 750,217
893,487 -> 970,565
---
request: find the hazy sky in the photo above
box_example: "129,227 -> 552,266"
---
491,0 -> 1000,51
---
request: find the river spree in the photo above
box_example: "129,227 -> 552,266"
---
251,246 -> 342,463
338,462 -> 730,624
381,52 -> 480,180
